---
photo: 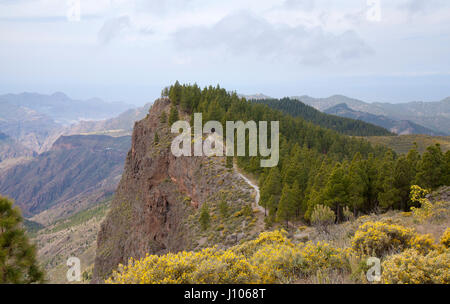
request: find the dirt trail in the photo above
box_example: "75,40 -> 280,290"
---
234,165 -> 265,214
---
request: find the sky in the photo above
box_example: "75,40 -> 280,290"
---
0,0 -> 450,106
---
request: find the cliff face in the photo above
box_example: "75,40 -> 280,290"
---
93,99 -> 261,282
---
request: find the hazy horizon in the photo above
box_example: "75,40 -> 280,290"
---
1,0 -> 450,106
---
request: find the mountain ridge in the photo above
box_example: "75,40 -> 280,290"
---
324,103 -> 446,136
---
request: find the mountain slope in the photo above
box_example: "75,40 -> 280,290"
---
293,95 -> 450,135
0,101 -> 61,152
372,99 -> 450,135
0,131 -> 36,162
361,135 -> 450,154
253,98 -> 392,136
324,103 -> 444,136
65,103 -> 152,137
93,98 -> 262,282
0,134 -> 130,219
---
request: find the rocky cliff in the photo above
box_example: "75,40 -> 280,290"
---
93,99 -> 262,282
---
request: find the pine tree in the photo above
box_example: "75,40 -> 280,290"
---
416,144 -> 445,189
0,196 -> 44,283
260,167 -> 282,216
445,150 -> 450,185
160,111 -> 167,123
169,81 -> 182,105
154,132 -> 159,144
322,163 -> 350,222
377,151 -> 400,210
168,106 -> 179,125
276,184 -> 295,226
347,153 -> 366,215
393,156 -> 415,210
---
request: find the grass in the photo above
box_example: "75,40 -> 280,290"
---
361,135 -> 450,154
46,198 -> 111,234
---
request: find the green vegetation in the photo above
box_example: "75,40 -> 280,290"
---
107,185 -> 450,284
362,135 -> 450,154
0,196 -> 44,283
255,98 -> 393,136
168,105 -> 179,125
199,203 -> 210,230
46,198 -> 111,234
165,83 -> 450,226
23,219 -> 45,235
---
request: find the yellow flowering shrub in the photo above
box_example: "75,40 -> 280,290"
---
106,230 -> 352,284
441,228 -> 450,248
297,241 -> 350,275
410,185 -> 433,221
382,248 -> 450,284
351,221 -> 436,257
105,247 -> 258,284
409,185 -> 450,222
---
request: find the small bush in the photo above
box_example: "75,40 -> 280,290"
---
311,204 -> 336,233
382,248 -> 450,284
351,221 -> 436,257
199,204 -> 210,231
441,228 -> 450,248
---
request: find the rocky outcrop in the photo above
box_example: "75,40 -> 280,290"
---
92,99 -> 260,282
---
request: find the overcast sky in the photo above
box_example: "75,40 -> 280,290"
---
0,0 -> 449,105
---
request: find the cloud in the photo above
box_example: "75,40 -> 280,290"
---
172,11 -> 372,65
282,0 -> 315,11
134,0 -> 193,16
98,15 -> 130,44
399,0 -> 448,15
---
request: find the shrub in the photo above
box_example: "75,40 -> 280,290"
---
310,204 -> 336,233
410,186 -> 450,222
297,241 -> 350,276
410,185 -> 433,221
106,230 -> 351,284
342,206 -> 354,221
351,221 -> 436,257
441,228 -> 450,248
382,248 -> 450,284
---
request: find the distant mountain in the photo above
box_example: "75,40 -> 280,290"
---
0,101 -> 61,152
253,98 -> 392,136
239,93 -> 273,100
292,95 -> 450,135
371,99 -> 450,136
0,92 -> 132,125
0,131 -> 36,162
65,103 -> 152,137
0,134 -> 130,220
324,103 -> 445,136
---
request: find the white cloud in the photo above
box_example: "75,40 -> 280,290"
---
98,15 -> 130,44
172,11 -> 372,65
